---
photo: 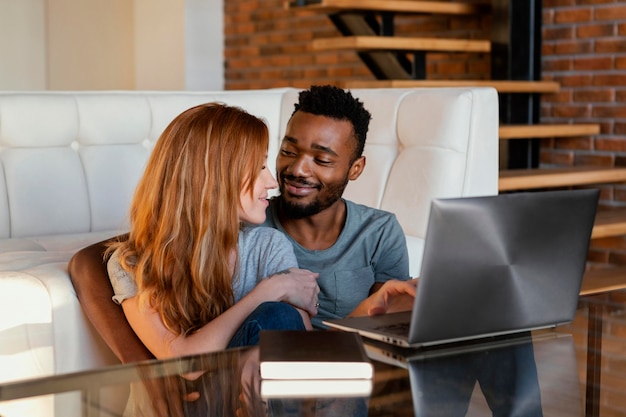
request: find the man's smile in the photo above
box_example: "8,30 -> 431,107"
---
281,177 -> 320,197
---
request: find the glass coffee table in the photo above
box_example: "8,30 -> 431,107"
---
0,329 -> 584,417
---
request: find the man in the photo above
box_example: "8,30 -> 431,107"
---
68,85 -> 416,363
264,85 -> 413,327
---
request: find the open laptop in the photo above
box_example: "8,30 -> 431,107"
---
323,189 -> 599,348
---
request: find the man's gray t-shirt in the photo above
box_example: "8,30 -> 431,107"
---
108,226 -> 298,305
262,198 -> 410,328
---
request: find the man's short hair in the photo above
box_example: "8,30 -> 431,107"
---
293,85 -> 372,160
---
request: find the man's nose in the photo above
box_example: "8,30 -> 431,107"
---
289,155 -> 312,177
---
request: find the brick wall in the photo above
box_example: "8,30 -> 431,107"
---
225,0 -> 368,89
541,1 -> 626,194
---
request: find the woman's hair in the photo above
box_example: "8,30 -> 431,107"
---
113,103 -> 269,336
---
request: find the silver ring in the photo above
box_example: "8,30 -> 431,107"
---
315,303 -> 320,308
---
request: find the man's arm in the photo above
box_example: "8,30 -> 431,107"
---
349,211 -> 415,317
68,235 -> 154,363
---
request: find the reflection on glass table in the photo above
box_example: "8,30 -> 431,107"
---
367,331 -> 582,417
0,330 -> 583,417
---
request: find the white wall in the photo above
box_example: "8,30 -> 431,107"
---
0,0 -> 224,90
134,0 -> 186,90
46,0 -> 135,90
0,0 -> 46,90
185,0 -> 224,90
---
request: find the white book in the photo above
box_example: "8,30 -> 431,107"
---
260,378 -> 373,399
259,330 -> 374,380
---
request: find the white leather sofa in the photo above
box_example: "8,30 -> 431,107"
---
0,87 -> 498,416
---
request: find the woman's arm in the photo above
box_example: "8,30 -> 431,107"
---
122,268 -> 318,358
238,227 -> 320,320
118,228 -> 320,359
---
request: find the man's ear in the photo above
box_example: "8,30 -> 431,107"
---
348,156 -> 366,181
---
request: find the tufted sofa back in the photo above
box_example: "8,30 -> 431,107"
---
0,87 -> 498,275
0,90 -> 294,238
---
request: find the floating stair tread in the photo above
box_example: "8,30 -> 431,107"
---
312,36 -> 491,53
341,79 -> 560,93
580,267 -> 626,296
592,208 -> 626,239
498,167 -> 626,191
286,0 -> 486,15
499,124 -> 601,140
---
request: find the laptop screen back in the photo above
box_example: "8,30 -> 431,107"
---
408,189 -> 599,345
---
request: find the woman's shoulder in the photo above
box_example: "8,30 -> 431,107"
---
106,247 -> 138,305
240,225 -> 288,244
107,247 -> 122,270
239,226 -> 295,262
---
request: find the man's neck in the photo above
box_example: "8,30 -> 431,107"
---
277,198 -> 347,251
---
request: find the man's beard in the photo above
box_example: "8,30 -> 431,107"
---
279,175 -> 349,219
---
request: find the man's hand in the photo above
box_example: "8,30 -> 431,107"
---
350,278 -> 418,317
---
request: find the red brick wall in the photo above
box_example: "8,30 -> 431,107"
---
541,1 -> 626,193
225,0 -> 368,89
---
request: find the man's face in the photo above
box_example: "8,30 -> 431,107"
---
276,111 -> 365,218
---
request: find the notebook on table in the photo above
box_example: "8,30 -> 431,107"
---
323,189 -> 599,348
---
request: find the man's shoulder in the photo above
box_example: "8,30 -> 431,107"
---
343,200 -> 405,242
345,199 -> 398,223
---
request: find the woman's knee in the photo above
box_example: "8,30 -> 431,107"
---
251,301 -> 305,330
227,302 -> 306,348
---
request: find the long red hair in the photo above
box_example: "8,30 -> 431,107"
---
113,103 -> 269,336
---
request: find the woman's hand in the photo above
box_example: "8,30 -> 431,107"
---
350,278 -> 418,317
258,268 -> 320,316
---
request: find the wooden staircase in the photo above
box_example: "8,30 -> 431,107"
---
288,0 -> 487,15
498,123 -> 600,140
286,0 -> 626,285
342,79 -> 561,93
312,34 -> 491,53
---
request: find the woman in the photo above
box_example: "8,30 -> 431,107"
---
107,103 -> 320,359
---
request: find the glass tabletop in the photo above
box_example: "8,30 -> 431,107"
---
0,329 -> 585,417
0,292 -> 626,417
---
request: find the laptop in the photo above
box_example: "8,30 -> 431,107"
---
323,189 -> 599,348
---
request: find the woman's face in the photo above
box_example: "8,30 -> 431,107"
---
239,158 -> 278,224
